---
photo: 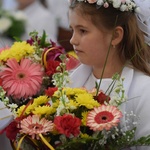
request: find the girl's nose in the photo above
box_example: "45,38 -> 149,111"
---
70,33 -> 79,46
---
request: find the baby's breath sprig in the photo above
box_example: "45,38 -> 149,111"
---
52,54 -> 70,89
109,75 -> 127,106
52,54 -> 70,110
0,86 -> 18,113
29,30 -> 51,60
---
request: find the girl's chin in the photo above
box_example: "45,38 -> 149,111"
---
78,58 -> 92,66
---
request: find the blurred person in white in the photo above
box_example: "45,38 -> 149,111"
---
0,0 -> 58,47
46,0 -> 73,51
0,1 -> 57,149
15,0 -> 58,43
0,0 -> 16,48
1,0 -> 17,10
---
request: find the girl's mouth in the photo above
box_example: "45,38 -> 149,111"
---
75,49 -> 83,53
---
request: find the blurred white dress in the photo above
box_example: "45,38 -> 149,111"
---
46,0 -> 70,30
20,0 -> 58,43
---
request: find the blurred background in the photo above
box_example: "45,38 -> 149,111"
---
0,0 -> 73,52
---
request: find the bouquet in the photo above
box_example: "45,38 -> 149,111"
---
0,31 -> 150,150
0,30 -> 79,110
0,9 -> 26,39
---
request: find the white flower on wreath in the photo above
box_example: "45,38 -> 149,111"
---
120,4 -> 127,11
125,0 -> 132,4
113,0 -> 122,8
97,0 -> 104,5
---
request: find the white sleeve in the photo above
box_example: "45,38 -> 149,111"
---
0,101 -> 13,131
126,75 -> 150,150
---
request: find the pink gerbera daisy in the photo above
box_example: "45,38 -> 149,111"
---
87,105 -> 122,131
0,58 -> 43,99
20,115 -> 54,139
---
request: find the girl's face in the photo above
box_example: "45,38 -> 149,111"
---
16,0 -> 35,8
69,9 -> 115,68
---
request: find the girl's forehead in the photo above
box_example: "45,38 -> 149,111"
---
69,10 -> 93,27
69,9 -> 92,22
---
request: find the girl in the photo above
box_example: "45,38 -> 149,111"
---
68,0 -> 150,149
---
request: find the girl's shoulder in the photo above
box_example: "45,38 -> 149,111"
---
122,66 -> 150,85
121,66 -> 150,96
133,69 -> 150,85
129,68 -> 150,96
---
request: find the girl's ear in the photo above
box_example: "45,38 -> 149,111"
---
111,26 -> 124,46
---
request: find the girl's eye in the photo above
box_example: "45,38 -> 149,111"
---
80,29 -> 87,34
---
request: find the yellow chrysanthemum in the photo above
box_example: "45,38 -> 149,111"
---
16,103 -> 37,116
53,88 -> 87,98
33,96 -> 50,105
64,87 -> 87,96
81,111 -> 88,126
0,41 -> 35,62
33,106 -> 56,115
66,99 -> 78,110
51,99 -> 60,108
76,93 -> 100,109
16,105 -> 26,116
80,133 -> 91,139
23,103 -> 37,115
0,49 -> 10,61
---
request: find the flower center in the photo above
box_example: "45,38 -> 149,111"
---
18,73 -> 25,78
29,123 -> 43,131
15,70 -> 28,81
95,111 -> 114,124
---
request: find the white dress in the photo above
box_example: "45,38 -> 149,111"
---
69,64 -> 150,150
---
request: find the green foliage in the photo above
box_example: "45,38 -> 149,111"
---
6,19 -> 26,39
0,9 -> 26,40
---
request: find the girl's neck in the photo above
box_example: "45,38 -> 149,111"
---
92,61 -> 125,79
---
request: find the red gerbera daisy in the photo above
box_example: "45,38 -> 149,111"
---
87,105 -> 122,131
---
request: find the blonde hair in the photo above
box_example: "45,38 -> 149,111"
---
70,1 -> 150,75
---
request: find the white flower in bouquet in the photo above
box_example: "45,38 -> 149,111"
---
0,17 -> 12,34
0,9 -> 26,39
12,11 -> 27,22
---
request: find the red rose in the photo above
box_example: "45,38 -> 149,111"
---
45,60 -> 60,76
5,120 -> 20,141
45,87 -> 58,96
0,78 -> 2,86
54,114 -> 81,137
95,92 -> 110,104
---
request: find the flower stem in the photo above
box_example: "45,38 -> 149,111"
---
96,16 -> 119,96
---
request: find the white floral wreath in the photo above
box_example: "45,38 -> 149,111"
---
76,0 -> 140,12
